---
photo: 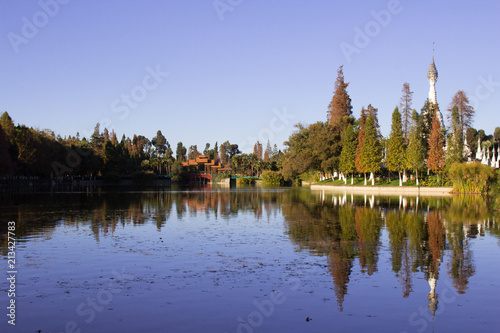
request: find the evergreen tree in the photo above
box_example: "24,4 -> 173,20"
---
386,107 -> 406,186
327,66 -> 353,127
272,144 -> 279,161
0,112 -> 16,145
188,145 -> 199,160
406,110 -> 425,185
360,114 -> 382,185
446,105 -> 464,165
427,112 -> 445,175
203,143 -> 210,156
366,104 -> 381,138
400,83 -> 414,143
151,130 -> 167,157
339,124 -> 357,184
176,142 -> 187,162
219,144 -> 227,165
420,99 -> 439,152
355,108 -> 368,184
90,123 -> 102,149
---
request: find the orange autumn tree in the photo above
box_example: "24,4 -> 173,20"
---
327,65 -> 353,127
426,111 -> 445,175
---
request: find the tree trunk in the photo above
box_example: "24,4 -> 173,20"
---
399,171 -> 402,186
351,174 -> 354,185
364,173 -> 367,185
416,169 -> 419,186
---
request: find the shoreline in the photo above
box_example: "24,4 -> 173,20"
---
309,184 -> 453,196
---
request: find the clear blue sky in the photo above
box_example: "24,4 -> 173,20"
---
1,0 -> 499,153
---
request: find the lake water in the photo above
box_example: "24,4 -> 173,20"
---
1,186 -> 499,333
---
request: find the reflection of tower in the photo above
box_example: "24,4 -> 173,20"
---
427,55 -> 445,129
427,273 -> 439,317
426,210 -> 445,318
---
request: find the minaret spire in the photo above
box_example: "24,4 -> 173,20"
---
427,44 -> 445,129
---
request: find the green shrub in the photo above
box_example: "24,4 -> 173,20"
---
448,162 -> 496,193
237,177 -> 253,185
260,170 -> 284,185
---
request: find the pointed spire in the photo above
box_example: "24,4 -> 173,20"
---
476,137 -> 482,160
427,57 -> 438,82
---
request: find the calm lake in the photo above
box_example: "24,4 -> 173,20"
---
1,186 -> 499,333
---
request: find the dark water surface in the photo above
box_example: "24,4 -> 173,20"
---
1,186 -> 499,333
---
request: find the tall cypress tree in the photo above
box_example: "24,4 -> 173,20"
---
339,124 -> 358,184
386,107 -> 406,186
360,114 -> 382,185
355,108 -> 368,184
406,110 -> 425,185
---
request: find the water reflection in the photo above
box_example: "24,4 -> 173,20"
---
283,190 -> 499,313
1,187 -> 499,318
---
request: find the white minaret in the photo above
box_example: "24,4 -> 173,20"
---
427,57 -> 438,105
427,55 -> 445,129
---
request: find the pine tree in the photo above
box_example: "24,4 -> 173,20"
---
386,107 -> 406,186
406,110 -> 425,185
339,124 -> 357,184
360,114 -> 382,185
355,108 -> 368,184
446,105 -> 464,165
400,83 -> 413,143
427,112 -> 445,175
327,66 -> 353,127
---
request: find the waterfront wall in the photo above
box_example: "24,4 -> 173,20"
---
310,184 -> 453,196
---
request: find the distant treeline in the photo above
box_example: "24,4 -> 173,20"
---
0,111 -> 283,181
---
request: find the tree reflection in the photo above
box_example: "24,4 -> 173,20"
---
0,188 -> 499,314
283,191 -> 500,312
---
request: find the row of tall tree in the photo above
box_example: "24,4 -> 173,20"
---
282,66 -> 499,184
